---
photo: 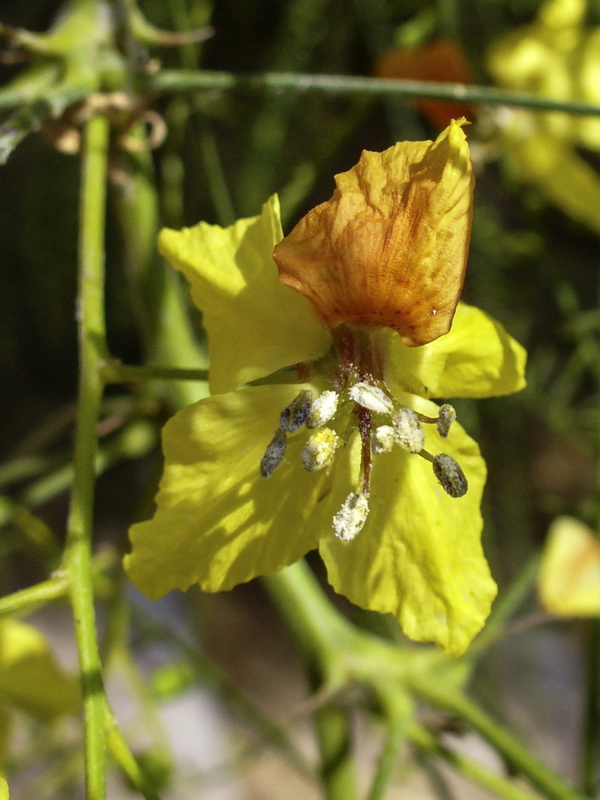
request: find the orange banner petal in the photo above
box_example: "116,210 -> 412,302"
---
273,120 -> 474,347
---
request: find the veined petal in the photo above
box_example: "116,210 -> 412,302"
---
273,120 -> 474,346
382,302 -> 527,399
125,385 -> 328,599
158,195 -> 331,394
317,394 -> 494,656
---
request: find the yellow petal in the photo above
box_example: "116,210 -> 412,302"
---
539,517 -> 600,616
0,619 -> 79,719
125,384 -> 328,599
0,776 -> 8,800
382,302 -> 527,399
502,123 -> 600,235
158,195 -> 331,394
317,393 -> 495,657
273,120 -> 474,346
488,0 -> 600,150
539,0 -> 585,30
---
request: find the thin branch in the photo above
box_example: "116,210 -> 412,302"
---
66,111 -> 110,800
145,70 -> 600,117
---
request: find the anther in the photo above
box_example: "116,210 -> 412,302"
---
307,390 -> 339,428
332,493 -> 370,542
259,429 -> 287,478
301,428 -> 340,471
349,382 -> 394,414
372,425 -> 396,454
279,389 -> 312,433
437,404 -> 456,438
432,453 -> 468,498
393,408 -> 425,453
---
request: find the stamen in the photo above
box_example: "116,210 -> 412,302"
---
372,425 -> 396,454
259,429 -> 287,478
307,390 -> 339,428
349,382 -> 394,414
393,408 -> 425,453
332,492 -> 370,542
432,453 -> 468,498
437,404 -> 456,438
279,389 -> 312,433
301,428 -> 340,471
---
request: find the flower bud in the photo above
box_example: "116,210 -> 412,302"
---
432,453 -> 468,498
349,382 -> 393,414
333,493 -> 370,542
301,428 -> 340,471
393,408 -> 425,453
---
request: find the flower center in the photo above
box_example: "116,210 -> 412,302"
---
259,327 -> 468,542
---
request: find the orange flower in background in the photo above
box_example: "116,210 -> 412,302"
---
274,119 -> 474,346
374,38 -> 475,128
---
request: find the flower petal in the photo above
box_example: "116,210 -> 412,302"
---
501,123 -> 600,235
273,120 -> 474,346
0,619 -> 79,719
158,195 -> 331,394
317,394 -> 495,656
539,516 -> 600,616
382,302 -> 527,399
125,384 -> 328,599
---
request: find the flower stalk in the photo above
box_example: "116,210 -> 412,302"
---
66,110 -> 110,800
145,70 -> 600,117
266,561 -> 589,800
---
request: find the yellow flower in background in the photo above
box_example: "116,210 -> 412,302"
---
0,618 -> 79,765
125,121 -> 526,657
488,0 -> 600,234
539,517 -> 600,616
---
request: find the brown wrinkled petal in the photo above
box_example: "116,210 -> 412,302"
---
273,120 -> 474,347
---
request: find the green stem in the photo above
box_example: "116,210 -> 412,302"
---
265,562 -> 356,664
267,564 -> 587,800
111,135 -> 207,411
104,701 -> 162,800
0,575 -> 70,617
66,111 -> 110,800
408,680 -> 589,800
267,563 -> 359,800
365,697 -> 409,800
196,121 -> 236,226
313,699 -> 358,800
580,620 -> 600,795
145,71 -> 600,117
409,723 -> 541,800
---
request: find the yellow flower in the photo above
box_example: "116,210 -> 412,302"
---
488,0 -> 600,234
125,121 -> 526,657
539,517 -> 600,617
0,618 -> 79,763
